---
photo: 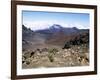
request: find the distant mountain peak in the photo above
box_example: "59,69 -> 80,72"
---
22,25 -> 27,30
22,25 -> 34,32
72,27 -> 79,30
50,24 -> 63,29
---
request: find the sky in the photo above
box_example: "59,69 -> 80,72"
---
22,11 -> 90,31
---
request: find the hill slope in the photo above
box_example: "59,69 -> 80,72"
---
22,24 -> 89,68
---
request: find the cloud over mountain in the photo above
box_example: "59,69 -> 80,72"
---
23,21 -> 89,31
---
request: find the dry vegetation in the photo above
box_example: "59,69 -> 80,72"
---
22,44 -> 89,69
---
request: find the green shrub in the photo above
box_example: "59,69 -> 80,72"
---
48,54 -> 54,62
48,48 -> 58,55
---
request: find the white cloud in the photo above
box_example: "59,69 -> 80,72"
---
23,20 -> 68,30
68,23 -> 89,29
24,21 -> 51,30
23,21 -> 89,31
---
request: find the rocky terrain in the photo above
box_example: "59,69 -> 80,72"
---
22,24 -> 89,69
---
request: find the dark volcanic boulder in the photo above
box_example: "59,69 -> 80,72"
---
62,42 -> 71,49
62,31 -> 89,49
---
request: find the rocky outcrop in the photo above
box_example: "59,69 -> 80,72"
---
62,32 -> 89,49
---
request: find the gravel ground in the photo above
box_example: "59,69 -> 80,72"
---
22,44 -> 89,69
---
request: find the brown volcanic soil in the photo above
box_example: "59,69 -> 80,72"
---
22,44 -> 89,69
22,25 -> 89,69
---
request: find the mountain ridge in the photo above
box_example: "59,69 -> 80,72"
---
22,24 -> 89,51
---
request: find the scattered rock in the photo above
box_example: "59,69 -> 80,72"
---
22,44 -> 89,68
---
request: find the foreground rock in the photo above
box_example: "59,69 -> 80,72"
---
22,44 -> 89,69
